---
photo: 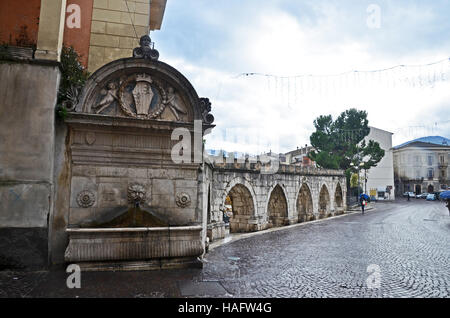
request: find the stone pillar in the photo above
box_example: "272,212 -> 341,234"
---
35,0 -> 67,61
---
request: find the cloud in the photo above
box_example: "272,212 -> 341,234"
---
154,0 -> 450,153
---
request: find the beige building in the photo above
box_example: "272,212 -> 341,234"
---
393,136 -> 450,195
0,0 -> 167,71
88,0 -> 167,71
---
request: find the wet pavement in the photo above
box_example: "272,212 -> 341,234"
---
1,200 -> 449,298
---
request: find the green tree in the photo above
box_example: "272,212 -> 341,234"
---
308,108 -> 385,176
56,46 -> 89,118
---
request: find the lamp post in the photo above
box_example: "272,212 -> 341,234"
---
364,168 -> 368,195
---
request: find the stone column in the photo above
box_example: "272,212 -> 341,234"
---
35,0 -> 67,61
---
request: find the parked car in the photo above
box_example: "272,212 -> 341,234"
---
426,194 -> 437,201
416,193 -> 429,199
403,192 -> 416,198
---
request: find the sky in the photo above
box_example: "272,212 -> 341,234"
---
152,0 -> 450,154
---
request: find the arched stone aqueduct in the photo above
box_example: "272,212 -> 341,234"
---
205,163 -> 347,241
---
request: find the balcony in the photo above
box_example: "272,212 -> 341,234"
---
438,162 -> 448,169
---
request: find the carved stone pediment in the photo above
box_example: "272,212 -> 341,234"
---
73,38 -> 214,127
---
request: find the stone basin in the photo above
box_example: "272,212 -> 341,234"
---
64,226 -> 204,271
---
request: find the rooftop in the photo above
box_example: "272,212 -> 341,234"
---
393,136 -> 450,149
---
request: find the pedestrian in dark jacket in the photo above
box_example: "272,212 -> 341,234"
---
407,193 -> 410,201
360,196 -> 366,215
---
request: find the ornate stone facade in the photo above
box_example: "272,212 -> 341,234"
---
62,40 -> 215,269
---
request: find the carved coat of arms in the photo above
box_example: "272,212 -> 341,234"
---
81,35 -> 214,124
94,74 -> 168,119
118,74 -> 167,119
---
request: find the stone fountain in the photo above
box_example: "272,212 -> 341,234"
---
63,36 -> 214,271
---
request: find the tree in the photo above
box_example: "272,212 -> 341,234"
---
56,46 -> 90,118
308,108 -> 385,175
350,173 -> 359,188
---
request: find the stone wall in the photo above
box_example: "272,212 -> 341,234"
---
88,0 -> 150,72
0,61 -> 60,269
64,119 -> 201,228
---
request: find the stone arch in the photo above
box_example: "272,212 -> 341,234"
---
334,183 -> 344,215
297,183 -> 314,222
76,58 -> 212,123
267,184 -> 289,228
319,184 -> 331,218
223,179 -> 257,233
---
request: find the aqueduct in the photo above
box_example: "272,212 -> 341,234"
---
205,159 -> 347,241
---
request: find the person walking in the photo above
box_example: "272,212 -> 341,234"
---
360,195 -> 366,215
407,192 -> 410,201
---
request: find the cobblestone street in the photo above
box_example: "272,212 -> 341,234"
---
1,200 -> 449,298
202,200 -> 450,298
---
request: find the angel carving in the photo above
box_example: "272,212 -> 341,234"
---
94,82 -> 118,114
165,86 -> 187,121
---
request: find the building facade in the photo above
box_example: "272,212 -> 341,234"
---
393,136 -> 450,196
0,0 -> 167,71
363,127 -> 395,200
284,146 -> 316,167
0,0 -> 168,270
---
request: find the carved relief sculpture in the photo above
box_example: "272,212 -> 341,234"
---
199,98 -> 215,124
77,190 -> 96,208
119,74 -> 167,119
133,35 -> 159,61
132,74 -> 154,116
94,82 -> 118,114
128,184 -> 147,205
165,86 -> 187,121
176,192 -> 191,208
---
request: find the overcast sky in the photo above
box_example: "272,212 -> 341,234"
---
152,0 -> 450,154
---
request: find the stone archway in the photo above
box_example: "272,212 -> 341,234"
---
334,183 -> 344,215
297,184 -> 314,222
227,184 -> 256,233
428,185 -> 434,193
267,185 -> 289,228
319,185 -> 331,218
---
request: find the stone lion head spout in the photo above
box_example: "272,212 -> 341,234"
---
127,184 -> 146,206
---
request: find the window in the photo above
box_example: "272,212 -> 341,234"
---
428,155 -> 433,166
428,169 -> 434,179
440,155 -> 445,164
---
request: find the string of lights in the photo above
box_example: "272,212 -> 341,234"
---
234,57 -> 450,79
226,56 -> 450,112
